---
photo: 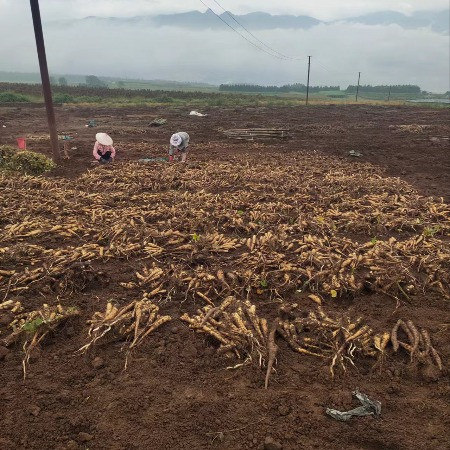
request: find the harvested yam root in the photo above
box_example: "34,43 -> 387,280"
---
0,303 -> 79,378
181,296 -> 279,388
79,298 -> 171,355
135,265 -> 164,287
120,265 -> 164,290
391,319 -> 443,370
389,124 -> 430,133
196,232 -> 242,253
373,331 -> 391,367
374,332 -> 391,354
0,300 -> 24,340
0,299 -> 23,315
278,306 -> 375,377
265,321 -> 278,389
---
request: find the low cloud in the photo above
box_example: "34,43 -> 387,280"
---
0,11 -> 448,92
2,0 -> 448,21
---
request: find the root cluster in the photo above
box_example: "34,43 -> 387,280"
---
181,296 -> 279,388
277,306 -> 375,377
391,319 -> 442,370
79,298 -> 172,355
0,302 -> 79,377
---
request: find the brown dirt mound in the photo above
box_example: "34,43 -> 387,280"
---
0,104 -> 449,450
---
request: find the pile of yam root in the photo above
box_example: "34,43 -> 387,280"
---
181,296 -> 444,387
0,157 -> 448,384
0,296 -> 444,384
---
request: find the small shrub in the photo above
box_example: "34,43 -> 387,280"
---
4,151 -> 55,175
154,96 -> 175,103
423,226 -> 441,237
0,145 -> 17,166
0,92 -> 31,103
75,95 -> 103,103
53,93 -> 76,103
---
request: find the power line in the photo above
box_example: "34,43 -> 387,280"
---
209,0 -> 306,61
313,64 -> 351,88
313,59 -> 361,89
314,59 -> 356,77
200,0 -> 365,92
198,0 -> 295,60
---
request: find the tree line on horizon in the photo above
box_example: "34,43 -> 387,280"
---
219,83 -> 339,93
13,74 -> 427,95
219,83 -> 422,94
346,84 -> 421,93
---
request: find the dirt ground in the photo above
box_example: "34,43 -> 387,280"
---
1,104 -> 449,200
0,104 -> 449,450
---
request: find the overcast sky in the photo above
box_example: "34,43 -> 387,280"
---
0,0 -> 449,91
1,0 -> 448,20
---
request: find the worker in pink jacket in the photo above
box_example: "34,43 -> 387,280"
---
93,133 -> 116,164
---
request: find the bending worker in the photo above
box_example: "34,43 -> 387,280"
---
169,132 -> 190,163
93,132 -> 116,164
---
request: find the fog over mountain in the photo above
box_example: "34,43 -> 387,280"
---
0,7 -> 449,92
70,9 -> 449,34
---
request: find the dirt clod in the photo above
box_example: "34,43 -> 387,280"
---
0,313 -> 13,326
0,438 -> 15,450
64,440 -> 79,450
77,432 -> 93,443
0,345 -> 9,360
277,405 -> 290,416
421,364 -> 442,382
264,436 -> 283,450
92,356 -> 105,369
28,347 -> 42,363
28,405 -> 41,417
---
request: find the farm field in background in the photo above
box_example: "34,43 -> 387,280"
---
1,82 -> 449,108
0,103 -> 449,450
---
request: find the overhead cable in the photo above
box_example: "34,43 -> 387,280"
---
198,0 -> 298,60
209,0 -> 307,61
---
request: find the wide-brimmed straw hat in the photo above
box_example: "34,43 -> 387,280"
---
170,133 -> 182,147
96,132 -> 113,146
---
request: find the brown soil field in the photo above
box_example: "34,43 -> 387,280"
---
0,104 -> 449,450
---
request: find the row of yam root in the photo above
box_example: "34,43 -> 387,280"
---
0,296 -> 444,385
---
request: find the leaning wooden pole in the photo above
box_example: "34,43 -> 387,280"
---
306,56 -> 311,105
355,72 -> 361,102
30,0 -> 60,162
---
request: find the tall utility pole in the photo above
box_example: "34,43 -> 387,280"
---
306,56 -> 311,105
30,0 -> 60,162
355,72 -> 361,102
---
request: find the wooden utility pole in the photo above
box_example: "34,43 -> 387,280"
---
355,72 -> 361,102
30,0 -> 60,162
388,85 -> 392,102
306,56 -> 311,105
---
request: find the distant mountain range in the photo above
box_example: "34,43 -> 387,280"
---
66,9 -> 449,34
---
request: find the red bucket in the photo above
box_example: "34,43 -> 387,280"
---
17,137 -> 27,150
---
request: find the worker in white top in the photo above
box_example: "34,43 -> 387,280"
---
169,132 -> 190,163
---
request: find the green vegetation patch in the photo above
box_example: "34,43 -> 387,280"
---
53,93 -> 77,103
0,92 -> 31,103
0,149 -> 55,175
0,145 -> 17,163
